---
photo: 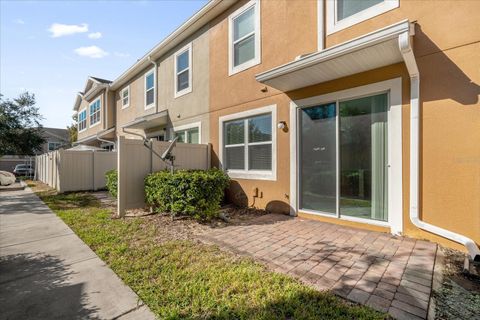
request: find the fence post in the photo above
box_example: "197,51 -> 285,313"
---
92,151 -> 96,191
117,136 -> 126,217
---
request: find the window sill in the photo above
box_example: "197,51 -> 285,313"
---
90,122 -> 101,128
174,87 -> 192,99
229,58 -> 261,76
144,103 -> 155,110
226,170 -> 276,181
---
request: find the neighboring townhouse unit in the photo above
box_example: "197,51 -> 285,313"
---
207,0 -> 479,258
39,127 -> 70,153
73,77 -> 116,150
109,21 -> 213,144
71,0 -> 479,258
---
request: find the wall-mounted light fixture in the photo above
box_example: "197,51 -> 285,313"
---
277,121 -> 286,129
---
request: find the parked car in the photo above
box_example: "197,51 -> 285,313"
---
0,171 -> 16,186
13,164 -> 34,177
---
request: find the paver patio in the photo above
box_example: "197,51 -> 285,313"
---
200,214 -> 438,320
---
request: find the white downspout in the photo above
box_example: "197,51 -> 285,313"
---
147,56 -> 158,114
399,28 -> 480,262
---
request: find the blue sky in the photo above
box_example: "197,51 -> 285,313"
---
0,0 -> 208,128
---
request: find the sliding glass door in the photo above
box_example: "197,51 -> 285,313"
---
299,93 -> 389,222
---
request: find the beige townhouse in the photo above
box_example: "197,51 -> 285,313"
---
207,0 -> 480,260
73,77 -> 116,149
72,0 -> 479,261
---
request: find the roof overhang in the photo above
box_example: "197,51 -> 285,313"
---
73,93 -> 84,112
256,20 -> 414,92
110,0 -> 236,91
97,127 -> 116,140
84,84 -> 108,102
121,111 -> 169,131
74,127 -> 116,145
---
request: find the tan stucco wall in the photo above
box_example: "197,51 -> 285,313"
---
115,26 -> 210,143
208,0 -> 480,252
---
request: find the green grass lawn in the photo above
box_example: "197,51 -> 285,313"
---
35,186 -> 387,319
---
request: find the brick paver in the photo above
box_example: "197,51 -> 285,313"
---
199,214 -> 437,319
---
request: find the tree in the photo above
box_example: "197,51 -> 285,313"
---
66,114 -> 78,144
0,92 -> 46,156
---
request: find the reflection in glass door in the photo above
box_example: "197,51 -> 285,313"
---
299,93 -> 389,222
299,103 -> 337,214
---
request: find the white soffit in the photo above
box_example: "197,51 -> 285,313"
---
256,20 -> 412,92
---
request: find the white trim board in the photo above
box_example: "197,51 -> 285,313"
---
219,104 -> 277,181
290,78 -> 403,234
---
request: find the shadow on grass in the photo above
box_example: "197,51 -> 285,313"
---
0,253 -> 100,320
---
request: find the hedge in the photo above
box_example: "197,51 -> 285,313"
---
145,169 -> 230,219
105,169 -> 118,198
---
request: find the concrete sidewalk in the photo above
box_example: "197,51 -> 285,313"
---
0,188 -> 156,320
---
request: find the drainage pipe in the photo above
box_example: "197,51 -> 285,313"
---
399,29 -> 480,262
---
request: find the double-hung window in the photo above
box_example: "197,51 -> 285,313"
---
174,43 -> 192,97
229,0 -> 261,75
78,109 -> 87,132
121,86 -> 129,108
220,105 -> 276,180
326,0 -> 399,34
145,69 -> 155,109
89,98 -> 101,126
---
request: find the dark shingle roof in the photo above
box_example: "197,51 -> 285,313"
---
42,127 -> 69,142
90,76 -> 112,84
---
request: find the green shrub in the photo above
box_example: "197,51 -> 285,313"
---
105,169 -> 118,198
145,169 -> 230,219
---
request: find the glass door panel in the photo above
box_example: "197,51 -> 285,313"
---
299,103 -> 337,214
339,93 -> 388,221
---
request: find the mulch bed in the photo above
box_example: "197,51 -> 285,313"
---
434,247 -> 480,319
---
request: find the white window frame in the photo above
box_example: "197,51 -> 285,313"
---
219,105 -> 277,181
289,78 -> 403,234
78,108 -> 87,133
144,68 -> 156,109
121,85 -> 130,109
89,97 -> 101,128
326,0 -> 399,35
174,42 -> 193,98
172,121 -> 201,144
228,0 -> 261,76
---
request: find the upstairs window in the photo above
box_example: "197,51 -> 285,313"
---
89,98 -> 101,126
229,0 -> 261,75
145,69 -> 155,109
121,86 -> 129,108
78,109 -> 87,132
326,0 -> 399,35
174,43 -> 192,98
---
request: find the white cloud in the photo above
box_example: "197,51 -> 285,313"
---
14,19 -> 25,25
74,46 -> 109,59
114,51 -> 130,58
88,32 -> 102,39
48,23 -> 88,38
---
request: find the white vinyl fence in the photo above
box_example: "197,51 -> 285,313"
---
117,136 -> 210,216
35,150 -> 117,192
